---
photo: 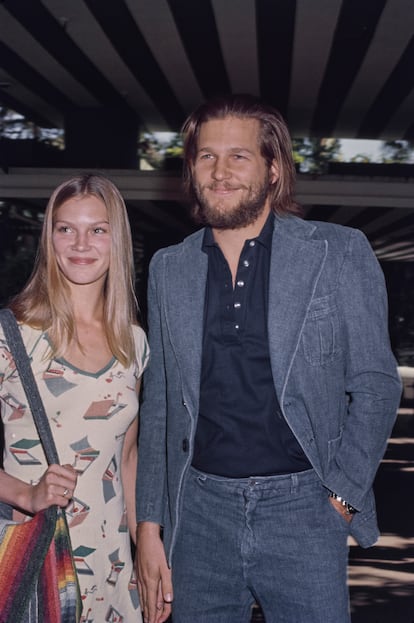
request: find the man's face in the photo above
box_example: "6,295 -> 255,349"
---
191,116 -> 278,229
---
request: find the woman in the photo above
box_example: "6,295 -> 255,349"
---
0,174 -> 148,621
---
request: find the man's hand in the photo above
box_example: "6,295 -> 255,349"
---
136,522 -> 173,623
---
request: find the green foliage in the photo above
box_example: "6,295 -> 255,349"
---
0,106 -> 64,149
138,132 -> 183,170
380,140 -> 412,164
292,138 -> 341,174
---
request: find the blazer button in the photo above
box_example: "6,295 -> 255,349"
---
182,438 -> 189,453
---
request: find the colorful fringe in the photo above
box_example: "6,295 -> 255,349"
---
0,507 -> 81,623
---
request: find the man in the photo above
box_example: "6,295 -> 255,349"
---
135,94 -> 401,623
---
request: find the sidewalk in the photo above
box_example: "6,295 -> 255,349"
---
349,409 -> 414,623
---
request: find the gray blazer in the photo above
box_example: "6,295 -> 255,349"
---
136,215 -> 401,562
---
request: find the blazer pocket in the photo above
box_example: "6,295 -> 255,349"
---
328,430 -> 343,464
301,293 -> 341,366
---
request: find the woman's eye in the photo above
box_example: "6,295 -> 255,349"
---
93,226 -> 108,234
57,225 -> 72,233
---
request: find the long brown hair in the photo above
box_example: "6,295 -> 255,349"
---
182,94 -> 301,217
10,174 -> 138,367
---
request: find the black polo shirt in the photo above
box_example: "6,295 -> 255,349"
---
192,213 -> 311,477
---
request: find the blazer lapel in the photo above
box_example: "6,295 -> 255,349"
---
163,232 -> 208,410
268,217 -> 327,400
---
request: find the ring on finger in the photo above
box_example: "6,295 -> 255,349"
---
63,488 -> 69,497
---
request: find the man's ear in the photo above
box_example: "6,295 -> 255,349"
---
269,160 -> 279,184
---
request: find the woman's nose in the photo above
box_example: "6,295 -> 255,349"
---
72,231 -> 90,250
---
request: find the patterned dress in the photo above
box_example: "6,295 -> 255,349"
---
0,323 -> 149,623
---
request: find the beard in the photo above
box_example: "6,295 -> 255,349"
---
191,172 -> 272,230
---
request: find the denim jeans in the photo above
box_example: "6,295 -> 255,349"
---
171,467 -> 351,623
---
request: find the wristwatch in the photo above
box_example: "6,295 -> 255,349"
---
329,491 -> 357,515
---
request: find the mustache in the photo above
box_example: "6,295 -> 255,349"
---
204,183 -> 244,191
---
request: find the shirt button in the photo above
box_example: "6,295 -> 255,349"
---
235,324 -> 240,330
237,280 -> 244,287
243,260 -> 249,267
234,302 -> 241,309
249,240 -> 256,247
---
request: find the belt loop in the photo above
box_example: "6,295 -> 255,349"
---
291,472 -> 299,493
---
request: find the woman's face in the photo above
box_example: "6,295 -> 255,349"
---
52,194 -> 111,288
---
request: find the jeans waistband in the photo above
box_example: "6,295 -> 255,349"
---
189,466 -> 318,487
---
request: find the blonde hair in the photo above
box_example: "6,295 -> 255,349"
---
10,174 -> 138,367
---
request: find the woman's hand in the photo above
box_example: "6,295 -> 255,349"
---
29,463 -> 78,513
136,522 -> 173,623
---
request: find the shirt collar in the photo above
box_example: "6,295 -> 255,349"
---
202,212 -> 274,251
202,226 -> 215,249
254,211 -> 274,250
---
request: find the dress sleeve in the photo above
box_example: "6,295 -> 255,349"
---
132,325 -> 150,378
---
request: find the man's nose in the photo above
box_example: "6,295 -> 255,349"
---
211,157 -> 231,180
